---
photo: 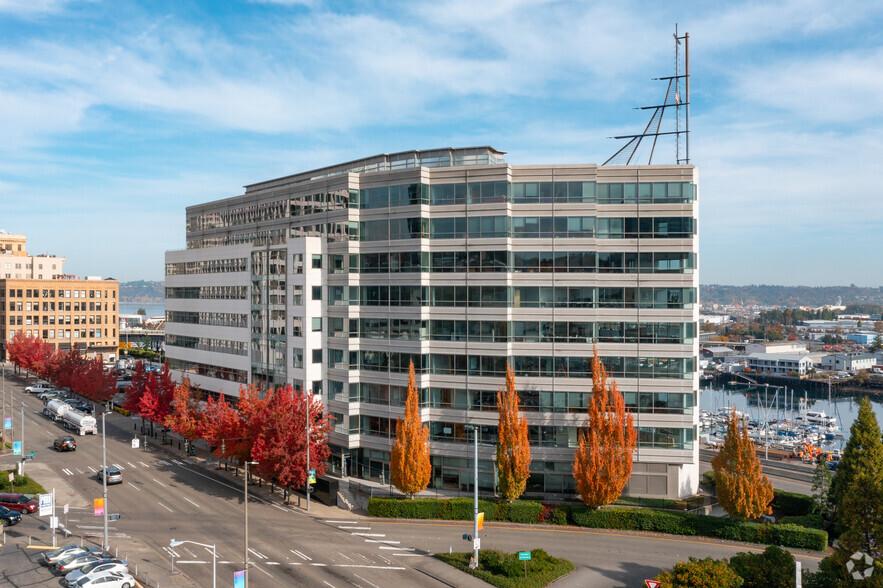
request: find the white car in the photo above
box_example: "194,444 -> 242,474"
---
73,571 -> 136,588
25,382 -> 54,393
65,560 -> 129,586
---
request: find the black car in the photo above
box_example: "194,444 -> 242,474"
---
68,402 -> 93,414
0,505 -> 23,526
54,436 -> 77,451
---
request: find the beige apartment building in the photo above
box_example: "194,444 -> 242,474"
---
0,232 -> 119,361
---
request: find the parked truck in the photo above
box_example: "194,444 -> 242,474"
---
43,399 -> 72,422
63,410 -> 98,435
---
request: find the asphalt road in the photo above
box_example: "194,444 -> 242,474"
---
2,373 -> 826,588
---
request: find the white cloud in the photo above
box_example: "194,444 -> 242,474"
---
0,0 -> 88,15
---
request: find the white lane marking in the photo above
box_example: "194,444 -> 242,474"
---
76,468 -> 84,474
309,563 -> 328,567
325,520 -> 358,523
155,460 -> 169,465
365,539 -> 399,544
175,464 -> 296,511
62,468 -> 74,476
183,546 -> 197,558
138,461 -> 149,468
112,463 -> 124,469
338,526 -> 370,530
351,533 -> 384,537
354,553 -> 372,563
176,560 -> 209,564
127,462 -> 137,468
379,546 -> 414,551
334,565 -> 406,570
265,562 -> 280,565
392,553 -> 423,557
129,483 -> 142,492
220,561 -> 234,564
157,502 -> 173,512
291,549 -> 311,561
353,573 -> 382,588
377,555 -> 393,565
248,548 -> 267,559
88,466 -> 96,473
171,459 -> 184,465
152,478 -> 167,488
323,582 -> 335,588
164,546 -> 179,558
336,552 -> 355,562
251,563 -> 272,577
183,497 -> 200,508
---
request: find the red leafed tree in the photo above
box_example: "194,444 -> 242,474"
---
46,348 -> 88,391
6,331 -> 51,376
28,338 -> 55,379
122,361 -> 149,414
5,330 -> 30,371
201,384 -> 268,464
251,385 -> 333,491
496,362 -> 531,502
390,361 -> 431,498
164,378 -> 204,442
572,347 -> 637,508
139,363 -> 176,424
72,358 -> 117,403
201,392 -> 245,461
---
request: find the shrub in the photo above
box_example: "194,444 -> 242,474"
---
729,545 -> 795,588
771,490 -> 813,517
778,514 -> 825,530
435,549 -> 574,588
654,557 -> 743,588
507,501 -> 543,524
702,470 -> 716,488
551,508 -> 568,526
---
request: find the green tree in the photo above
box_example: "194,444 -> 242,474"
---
810,458 -> 833,518
829,397 -> 883,517
654,557 -> 743,588
137,307 -> 146,315
729,546 -> 794,588
870,333 -> 883,352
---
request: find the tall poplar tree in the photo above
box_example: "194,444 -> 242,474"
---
573,348 -> 637,508
496,362 -> 531,502
711,409 -> 774,519
390,361 -> 431,498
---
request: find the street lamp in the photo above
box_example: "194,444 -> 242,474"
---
464,424 -> 479,568
171,539 -> 216,588
244,460 -> 258,588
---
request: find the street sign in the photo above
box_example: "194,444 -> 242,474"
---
131,438 -> 140,449
477,512 -> 484,530
645,581 -> 661,588
12,441 -> 21,455
109,513 -> 121,521
93,498 -> 105,517
64,504 -> 69,514
233,570 -> 245,588
473,538 -> 481,550
519,551 -> 531,561
308,469 -> 316,484
49,516 -> 58,529
7,472 -> 12,482
39,493 -> 52,516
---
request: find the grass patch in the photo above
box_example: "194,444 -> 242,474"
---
435,549 -> 574,588
0,470 -> 47,494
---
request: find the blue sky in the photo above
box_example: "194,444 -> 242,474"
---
2,0 -> 881,286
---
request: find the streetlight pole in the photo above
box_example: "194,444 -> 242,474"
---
171,539 -> 216,588
20,402 -> 25,475
244,460 -> 257,588
102,410 -> 109,550
465,424 -> 479,568
306,394 -> 310,513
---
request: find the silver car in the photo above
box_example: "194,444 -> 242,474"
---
56,553 -> 113,574
65,560 -> 128,586
43,545 -> 99,565
74,571 -> 136,588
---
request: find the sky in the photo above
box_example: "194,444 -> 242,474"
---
1,0 -> 881,286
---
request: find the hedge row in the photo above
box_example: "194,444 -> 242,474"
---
568,507 -> 827,551
771,490 -> 814,517
367,497 -> 544,523
368,498 -> 827,551
435,549 -> 574,588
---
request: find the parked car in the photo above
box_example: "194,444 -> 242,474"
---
0,493 -> 39,513
56,553 -> 113,574
69,401 -> 94,414
25,382 -> 54,394
73,571 -> 136,588
38,389 -> 65,400
54,436 -> 78,451
97,467 -> 123,485
0,505 -> 23,526
43,545 -> 102,565
64,560 -> 129,586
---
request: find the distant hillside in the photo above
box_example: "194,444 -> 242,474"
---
702,284 -> 883,308
120,280 -> 164,304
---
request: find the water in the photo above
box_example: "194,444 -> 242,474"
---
700,384 -> 883,451
120,303 -> 164,317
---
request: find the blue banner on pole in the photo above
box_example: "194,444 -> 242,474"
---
233,570 -> 245,588
3,417 -> 11,430
12,441 -> 21,455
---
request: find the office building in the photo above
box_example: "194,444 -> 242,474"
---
165,147 -> 699,498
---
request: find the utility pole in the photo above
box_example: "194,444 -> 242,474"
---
20,403 -> 25,475
306,394 -> 310,512
473,425 -> 479,567
244,460 -> 257,588
102,411 -> 109,550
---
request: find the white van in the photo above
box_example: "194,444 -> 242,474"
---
836,371 -> 850,378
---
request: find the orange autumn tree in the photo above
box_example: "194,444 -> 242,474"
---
496,362 -> 531,502
711,409 -> 774,519
390,360 -> 431,498
165,378 -> 205,445
573,347 -> 637,508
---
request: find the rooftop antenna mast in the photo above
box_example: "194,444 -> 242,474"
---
603,26 -> 690,166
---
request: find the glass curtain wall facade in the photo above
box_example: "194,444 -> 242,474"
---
165,147 -> 700,498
